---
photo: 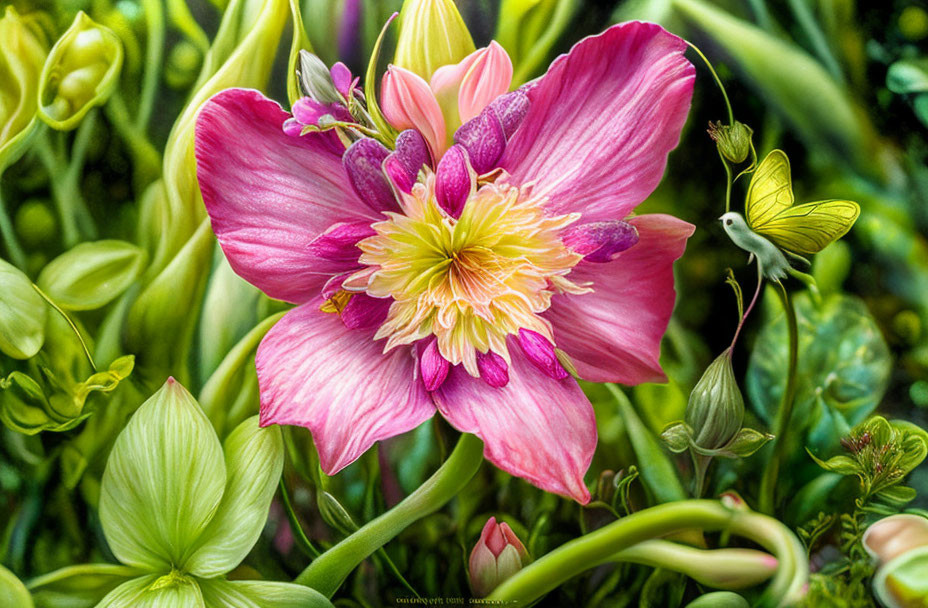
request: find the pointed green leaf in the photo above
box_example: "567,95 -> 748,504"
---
710,428 -> 774,459
96,574 -> 204,608
0,258 -> 47,359
184,416 -> 283,577
28,563 -> 140,608
806,449 -> 860,476
198,579 -> 334,608
0,564 -> 33,608
877,485 -> 918,506
37,241 -> 146,311
99,379 -> 226,571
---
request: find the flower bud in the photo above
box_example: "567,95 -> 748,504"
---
864,515 -> 928,608
394,0 -> 476,80
707,120 -> 753,164
469,517 -> 529,597
0,7 -> 46,169
38,12 -> 123,131
685,349 -> 744,450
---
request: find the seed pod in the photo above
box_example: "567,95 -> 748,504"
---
685,349 -> 744,450
38,12 -> 123,130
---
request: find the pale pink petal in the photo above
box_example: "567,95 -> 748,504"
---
434,343 -> 595,502
381,66 -> 447,161
458,42 -> 513,124
546,214 -> 694,384
500,22 -> 694,222
195,88 -> 378,304
256,301 -> 436,474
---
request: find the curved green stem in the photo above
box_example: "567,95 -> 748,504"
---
758,283 -> 799,514
294,433 -> 484,596
0,185 -> 27,269
686,41 -> 735,125
279,478 -> 321,558
31,283 -> 96,371
488,500 -> 807,607
137,0 -> 166,132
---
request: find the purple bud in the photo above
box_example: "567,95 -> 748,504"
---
477,351 -> 509,388
307,221 -> 376,263
561,220 -> 639,263
420,338 -> 450,392
454,107 -> 506,174
517,329 -> 568,380
385,129 -> 430,193
340,293 -> 391,330
488,90 -> 530,139
343,138 -> 398,213
435,145 -> 472,218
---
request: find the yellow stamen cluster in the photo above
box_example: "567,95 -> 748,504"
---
355,172 -> 588,376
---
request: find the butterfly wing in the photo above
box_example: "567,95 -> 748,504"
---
745,150 -> 794,228
752,199 -> 860,255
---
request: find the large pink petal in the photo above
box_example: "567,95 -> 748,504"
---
433,344 -> 595,503
500,22 -> 694,222
256,300 -> 436,473
195,88 -> 378,304
546,214 -> 694,384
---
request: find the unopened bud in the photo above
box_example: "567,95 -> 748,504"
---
708,120 -> 753,164
469,517 -> 529,597
394,0 -> 476,80
685,349 -> 744,450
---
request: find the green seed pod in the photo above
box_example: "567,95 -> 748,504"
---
707,120 -> 753,164
685,349 -> 744,450
38,12 -> 123,131
0,7 -> 47,170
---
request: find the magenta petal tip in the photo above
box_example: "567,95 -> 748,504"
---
343,137 -> 398,213
517,329 -> 568,380
477,351 -> 509,388
562,220 -> 640,263
435,145 -> 472,218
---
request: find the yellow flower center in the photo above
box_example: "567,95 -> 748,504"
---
354,172 -> 588,376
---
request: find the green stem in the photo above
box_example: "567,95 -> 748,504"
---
105,92 -> 162,186
488,500 -> 807,607
758,283 -> 799,514
31,283 -> 96,371
686,41 -> 735,125
33,133 -> 91,247
294,433 -> 484,596
137,0 -> 166,132
721,148 -> 734,213
279,478 -> 321,558
0,185 -> 27,269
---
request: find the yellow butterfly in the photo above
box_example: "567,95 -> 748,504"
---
744,149 -> 860,255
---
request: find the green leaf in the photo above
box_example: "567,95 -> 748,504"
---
659,421 -> 692,453
0,564 -> 33,608
0,258 -> 47,359
0,371 -> 90,435
183,417 -> 283,577
876,485 -> 918,506
96,574 -> 204,608
806,450 -> 859,476
198,579 -> 335,608
700,428 -> 774,459
37,241 -> 146,311
37,12 -> 124,131
99,379 -> 226,571
747,293 -> 891,453
887,58 -> 928,95
28,563 -> 141,608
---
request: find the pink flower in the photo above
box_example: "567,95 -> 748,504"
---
194,22 -> 695,504
468,517 -> 529,597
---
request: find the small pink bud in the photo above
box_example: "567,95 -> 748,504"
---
458,42 -> 513,124
469,517 -> 529,597
381,65 -> 447,160
343,138 -> 398,213
307,221 -> 376,263
477,351 -> 509,388
561,220 -> 639,263
435,145 -> 473,218
517,329 -> 568,380
419,338 -> 450,392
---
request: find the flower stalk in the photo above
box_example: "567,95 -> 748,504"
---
295,433 -> 484,596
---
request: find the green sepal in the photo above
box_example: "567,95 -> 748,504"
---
693,427 -> 774,459
0,258 -> 47,359
98,379 -> 226,572
38,12 -> 124,131
318,491 -> 359,535
183,416 -> 284,578
37,241 -> 146,311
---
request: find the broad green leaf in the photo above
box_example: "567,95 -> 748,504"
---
806,450 -> 860,476
747,293 -> 891,453
0,564 -> 33,608
96,574 -> 204,608
198,579 -> 334,608
28,563 -> 140,608
99,379 -> 226,571
37,241 -> 146,310
0,258 -> 47,359
38,12 -> 123,131
184,417 -> 283,577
